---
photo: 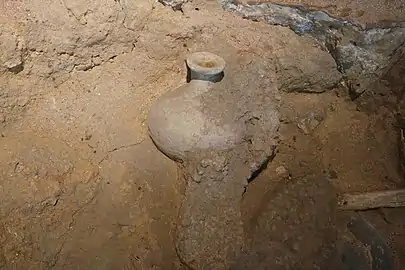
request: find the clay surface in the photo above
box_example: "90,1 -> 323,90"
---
174,53 -> 279,268
148,79 -> 244,161
1,0 -> 405,269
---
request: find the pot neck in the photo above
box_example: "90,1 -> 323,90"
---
188,69 -> 224,83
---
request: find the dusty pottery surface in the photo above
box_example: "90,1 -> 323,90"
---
149,51 -> 280,268
148,52 -> 240,161
172,54 -> 279,269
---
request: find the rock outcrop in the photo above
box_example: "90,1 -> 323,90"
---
222,1 -> 405,98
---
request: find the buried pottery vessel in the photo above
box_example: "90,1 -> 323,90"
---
148,51 -> 280,269
148,52 -> 243,161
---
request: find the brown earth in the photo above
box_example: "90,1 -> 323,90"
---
1,0 -> 405,269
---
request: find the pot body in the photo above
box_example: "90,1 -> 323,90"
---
148,79 -> 241,161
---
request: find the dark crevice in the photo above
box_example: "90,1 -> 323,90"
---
247,154 -> 273,183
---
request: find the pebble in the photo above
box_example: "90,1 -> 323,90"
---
297,112 -> 325,134
276,165 -> 289,178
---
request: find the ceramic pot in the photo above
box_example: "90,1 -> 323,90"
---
148,52 -> 241,161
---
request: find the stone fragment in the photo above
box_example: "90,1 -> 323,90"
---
275,40 -> 342,93
158,0 -> 188,11
297,111 -> 325,134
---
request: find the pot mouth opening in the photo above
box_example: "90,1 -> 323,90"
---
186,52 -> 226,76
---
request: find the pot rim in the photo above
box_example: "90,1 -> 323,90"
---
186,52 -> 226,75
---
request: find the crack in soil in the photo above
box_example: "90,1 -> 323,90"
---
98,140 -> 146,166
